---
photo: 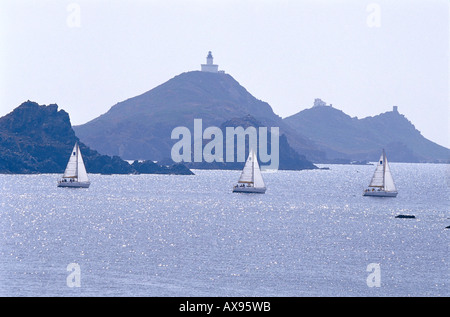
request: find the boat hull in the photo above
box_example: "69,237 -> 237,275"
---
58,181 -> 90,188
363,190 -> 397,197
233,186 -> 266,194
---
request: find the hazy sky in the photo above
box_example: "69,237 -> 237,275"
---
1,0 -> 449,148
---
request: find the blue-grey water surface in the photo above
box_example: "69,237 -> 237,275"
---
0,163 -> 448,296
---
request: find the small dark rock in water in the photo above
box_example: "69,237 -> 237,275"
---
395,215 -> 416,219
445,226 -> 450,229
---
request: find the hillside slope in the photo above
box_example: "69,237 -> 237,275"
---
73,71 -> 323,163
284,102 -> 450,162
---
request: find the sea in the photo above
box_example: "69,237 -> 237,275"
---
0,163 -> 448,297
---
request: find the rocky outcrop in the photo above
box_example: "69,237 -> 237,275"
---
0,101 -> 193,175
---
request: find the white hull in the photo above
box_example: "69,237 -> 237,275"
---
363,190 -> 397,197
58,181 -> 90,188
233,186 -> 266,194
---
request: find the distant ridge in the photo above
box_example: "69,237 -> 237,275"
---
73,69 -> 448,164
283,100 -> 450,163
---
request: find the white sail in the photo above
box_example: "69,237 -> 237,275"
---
383,155 -> 396,192
238,149 -> 256,184
368,153 -> 385,188
76,144 -> 89,182
62,143 -> 89,182
367,149 -> 396,192
233,148 -> 266,193
63,143 -> 79,178
237,149 -> 265,188
252,151 -> 265,188
58,142 -> 90,188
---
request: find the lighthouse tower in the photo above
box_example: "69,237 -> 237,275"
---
201,51 -> 219,73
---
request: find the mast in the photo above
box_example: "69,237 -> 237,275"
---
382,148 -> 386,190
75,142 -> 79,180
251,150 -> 255,184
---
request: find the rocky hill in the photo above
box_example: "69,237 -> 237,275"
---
283,101 -> 450,163
0,101 -> 193,175
73,70 -> 448,164
73,71 -> 323,163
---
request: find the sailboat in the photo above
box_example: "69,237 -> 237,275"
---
363,149 -> 397,197
57,142 -> 90,188
233,149 -> 266,194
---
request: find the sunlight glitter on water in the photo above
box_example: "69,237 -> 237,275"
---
0,164 -> 448,296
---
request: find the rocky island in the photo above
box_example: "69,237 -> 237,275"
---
0,101 -> 193,175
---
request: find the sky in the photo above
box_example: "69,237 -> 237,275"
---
1,0 -> 449,148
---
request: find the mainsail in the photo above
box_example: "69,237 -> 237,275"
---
238,150 -> 254,184
63,143 -> 79,178
368,153 -> 385,188
368,149 -> 396,191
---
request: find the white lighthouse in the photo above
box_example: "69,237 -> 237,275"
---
201,51 -> 219,73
